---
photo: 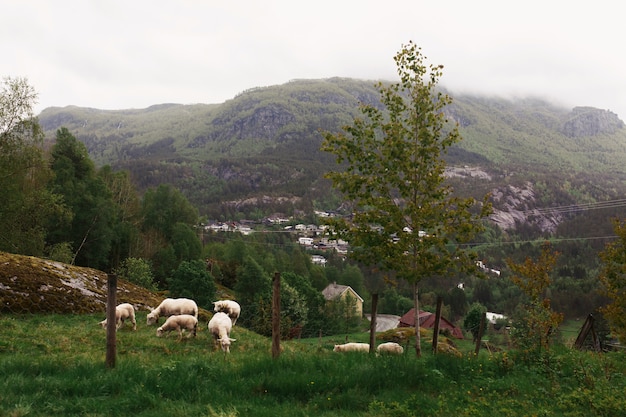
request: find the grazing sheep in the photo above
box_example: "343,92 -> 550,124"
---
208,312 -> 236,353
146,298 -> 198,325
376,342 -> 404,355
213,300 -> 241,326
156,314 -> 198,339
99,303 -> 136,331
333,342 -> 370,353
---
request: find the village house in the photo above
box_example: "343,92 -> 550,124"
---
398,308 -> 464,339
321,282 -> 364,317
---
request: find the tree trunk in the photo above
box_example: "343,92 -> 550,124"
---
413,283 -> 421,357
272,272 -> 281,359
432,296 -> 443,354
369,293 -> 379,354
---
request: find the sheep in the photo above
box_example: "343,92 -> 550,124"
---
146,298 -> 198,325
208,312 -> 236,353
376,342 -> 404,355
333,342 -> 370,352
156,314 -> 198,339
99,303 -> 136,331
213,300 -> 241,326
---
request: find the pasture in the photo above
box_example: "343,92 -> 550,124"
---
1,311 -> 625,416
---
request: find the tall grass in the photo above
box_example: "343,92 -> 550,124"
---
1,313 -> 625,416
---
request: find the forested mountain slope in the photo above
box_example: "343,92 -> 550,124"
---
38,78 -> 626,234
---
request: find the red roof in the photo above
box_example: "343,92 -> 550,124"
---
398,308 -> 464,339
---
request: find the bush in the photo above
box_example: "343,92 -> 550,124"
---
115,257 -> 156,290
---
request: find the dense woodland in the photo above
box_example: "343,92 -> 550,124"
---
4,75 -> 626,342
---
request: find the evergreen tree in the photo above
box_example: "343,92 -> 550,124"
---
48,128 -> 116,269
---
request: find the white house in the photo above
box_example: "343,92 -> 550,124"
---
311,255 -> 327,266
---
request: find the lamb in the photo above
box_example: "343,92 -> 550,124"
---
213,300 -> 241,326
208,312 -> 236,353
376,342 -> 404,355
156,314 -> 198,339
333,342 -> 370,352
99,303 -> 136,331
146,298 -> 198,325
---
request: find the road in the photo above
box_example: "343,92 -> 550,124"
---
365,314 -> 401,332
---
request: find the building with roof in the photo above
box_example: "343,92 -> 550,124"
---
398,308 -> 464,339
321,282 -> 364,317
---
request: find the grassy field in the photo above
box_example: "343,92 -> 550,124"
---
1,312 -> 625,416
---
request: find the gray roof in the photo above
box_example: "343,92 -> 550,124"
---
322,282 -> 364,303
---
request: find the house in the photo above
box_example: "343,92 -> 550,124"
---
321,282 -> 364,317
311,254 -> 327,266
398,308 -> 464,339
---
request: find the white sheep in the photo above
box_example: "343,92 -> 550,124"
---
156,314 -> 198,339
333,342 -> 370,352
99,303 -> 136,331
376,342 -> 404,355
146,298 -> 198,325
208,312 -> 236,353
213,300 -> 241,326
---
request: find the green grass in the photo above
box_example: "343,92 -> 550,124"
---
1,312 -> 625,416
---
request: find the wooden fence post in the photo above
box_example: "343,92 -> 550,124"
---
106,273 -> 117,368
272,272 -> 281,358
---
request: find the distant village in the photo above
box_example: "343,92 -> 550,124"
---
202,210 -> 348,267
202,210 -> 501,275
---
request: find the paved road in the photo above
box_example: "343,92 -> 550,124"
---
365,314 -> 401,332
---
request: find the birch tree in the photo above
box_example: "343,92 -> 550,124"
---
321,42 -> 491,356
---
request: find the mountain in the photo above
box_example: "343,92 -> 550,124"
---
37,78 -> 626,234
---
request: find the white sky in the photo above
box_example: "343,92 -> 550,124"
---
4,0 -> 625,118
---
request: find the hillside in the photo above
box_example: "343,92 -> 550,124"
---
37,78 -> 626,233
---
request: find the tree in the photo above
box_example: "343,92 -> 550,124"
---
0,77 -> 67,256
167,259 -> 216,310
507,242 -> 563,359
321,41 -> 491,356
48,128 -> 116,269
114,257 -> 156,291
598,218 -> 626,344
464,302 -> 487,342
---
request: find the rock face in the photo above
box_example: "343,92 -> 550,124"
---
561,107 -> 624,138
489,182 -> 562,233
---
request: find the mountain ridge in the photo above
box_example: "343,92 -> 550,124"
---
37,78 -> 626,234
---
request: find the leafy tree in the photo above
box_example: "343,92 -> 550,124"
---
167,259 -> 216,310
321,41 -> 491,356
282,271 -> 326,337
0,77 -> 67,256
141,183 -> 200,282
48,128 -> 116,269
507,242 -> 563,359
142,183 -> 198,239
234,256 -> 272,328
464,302 -> 487,342
99,166 -> 142,267
114,257 -> 156,291
598,218 -> 626,344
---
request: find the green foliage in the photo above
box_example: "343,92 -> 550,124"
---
0,77 -> 67,256
167,259 -> 216,310
321,42 -> 492,355
464,302 -> 487,342
114,257 -> 156,290
47,127 -> 116,269
598,218 -> 626,344
507,242 -> 564,359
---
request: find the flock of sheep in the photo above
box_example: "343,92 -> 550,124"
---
99,298 -> 240,353
99,298 -> 404,355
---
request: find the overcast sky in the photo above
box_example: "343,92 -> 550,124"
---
4,1 -> 625,118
